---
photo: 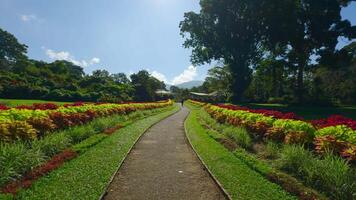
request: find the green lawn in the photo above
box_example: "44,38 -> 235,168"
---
10,105 -> 179,200
184,108 -> 296,200
0,98 -> 71,106
243,103 -> 356,119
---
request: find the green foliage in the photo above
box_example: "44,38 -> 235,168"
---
278,145 -> 315,173
185,110 -> 296,199
0,142 -> 44,186
15,105 -> 179,199
0,28 -> 143,103
130,70 -> 166,102
0,121 -> 38,142
272,119 -> 315,135
31,133 -> 72,157
181,1 -> 355,104
72,134 -> 107,154
0,28 -> 28,70
64,125 -> 97,144
315,125 -> 356,144
259,141 -> 281,160
278,145 -> 355,199
223,126 -> 252,149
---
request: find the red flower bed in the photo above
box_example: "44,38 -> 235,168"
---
217,104 -> 303,120
0,104 -> 8,110
311,115 -> 356,130
15,103 -> 59,110
1,149 -> 77,195
63,102 -> 86,107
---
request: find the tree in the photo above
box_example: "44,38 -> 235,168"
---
0,28 -> 28,70
180,0 -> 266,102
259,0 -> 355,103
130,70 -> 165,102
203,65 -> 232,100
180,0 -> 355,103
314,42 -> 356,104
111,73 -> 130,84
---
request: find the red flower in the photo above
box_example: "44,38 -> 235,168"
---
311,115 -> 356,130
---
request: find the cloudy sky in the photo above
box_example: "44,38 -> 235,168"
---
0,0 -> 355,85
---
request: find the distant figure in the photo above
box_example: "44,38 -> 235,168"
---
181,99 -> 184,106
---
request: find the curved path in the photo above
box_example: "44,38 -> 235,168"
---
103,106 -> 226,200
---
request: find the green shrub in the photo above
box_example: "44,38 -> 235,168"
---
0,142 -> 44,186
31,132 -> 72,157
311,154 -> 355,199
0,193 -> 13,200
223,126 -> 252,149
278,145 -> 314,173
278,145 -> 355,199
259,141 -> 280,159
273,119 -> 315,135
315,125 -> 356,144
65,125 -> 96,143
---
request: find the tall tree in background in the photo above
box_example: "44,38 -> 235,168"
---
180,0 -> 355,103
0,28 -> 28,70
130,70 -> 165,102
203,65 -> 232,100
180,0 -> 266,102
266,0 -> 355,103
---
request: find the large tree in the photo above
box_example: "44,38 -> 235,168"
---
180,0 -> 355,103
180,0 -> 266,102
130,70 -> 165,102
0,28 -> 28,70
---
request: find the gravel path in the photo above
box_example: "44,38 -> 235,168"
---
103,106 -> 226,200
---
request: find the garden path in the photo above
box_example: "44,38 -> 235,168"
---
103,106 -> 226,200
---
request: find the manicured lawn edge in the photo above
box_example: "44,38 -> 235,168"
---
13,105 -> 180,200
98,104 -> 181,200
184,109 -> 297,200
183,108 -> 233,200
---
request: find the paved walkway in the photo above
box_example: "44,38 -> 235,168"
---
103,106 -> 226,200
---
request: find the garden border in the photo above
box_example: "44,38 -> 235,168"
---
98,104 -> 181,200
183,108 -> 233,200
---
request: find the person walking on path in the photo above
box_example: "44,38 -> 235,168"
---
181,99 -> 184,106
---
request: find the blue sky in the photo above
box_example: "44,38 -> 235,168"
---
0,1 -> 355,85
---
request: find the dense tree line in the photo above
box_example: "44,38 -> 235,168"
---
180,0 -> 356,104
0,28 -> 165,102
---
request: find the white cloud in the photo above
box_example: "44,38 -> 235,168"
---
45,48 -> 100,67
20,14 -> 38,22
90,57 -> 100,65
151,70 -> 167,83
171,65 -> 197,85
126,65 -> 199,85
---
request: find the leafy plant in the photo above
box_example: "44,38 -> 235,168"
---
284,131 -> 312,145
314,135 -> 347,155
31,133 -> 72,157
315,125 -> 356,144
265,127 -> 286,142
0,142 -> 44,186
223,126 -> 252,149
340,144 -> 356,162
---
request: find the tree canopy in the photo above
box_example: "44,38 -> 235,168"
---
0,27 -> 166,102
180,0 -> 355,104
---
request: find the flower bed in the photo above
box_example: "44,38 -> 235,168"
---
186,99 -> 206,107
0,100 -> 173,142
187,99 -> 356,161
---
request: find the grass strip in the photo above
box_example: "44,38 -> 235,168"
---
12,105 -> 179,200
184,109 -> 297,200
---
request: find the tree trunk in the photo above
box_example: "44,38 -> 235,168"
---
296,59 -> 305,104
228,61 -> 251,103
